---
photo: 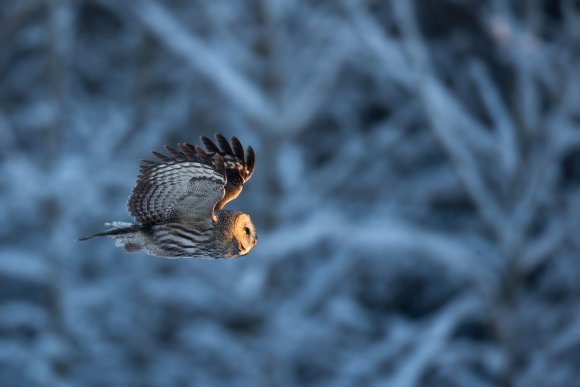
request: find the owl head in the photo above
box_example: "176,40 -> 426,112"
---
233,213 -> 258,255
215,210 -> 258,257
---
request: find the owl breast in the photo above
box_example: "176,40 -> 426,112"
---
148,222 -> 216,258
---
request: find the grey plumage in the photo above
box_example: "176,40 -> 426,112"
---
79,134 -> 257,259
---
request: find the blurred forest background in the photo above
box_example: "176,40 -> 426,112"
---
1,0 -> 580,386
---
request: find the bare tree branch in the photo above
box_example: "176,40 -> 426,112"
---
135,0 -> 275,125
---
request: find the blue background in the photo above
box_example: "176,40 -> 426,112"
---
1,1 -> 579,386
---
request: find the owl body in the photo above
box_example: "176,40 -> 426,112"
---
80,134 -> 257,259
104,210 -> 256,258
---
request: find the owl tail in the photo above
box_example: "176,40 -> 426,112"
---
78,222 -> 145,253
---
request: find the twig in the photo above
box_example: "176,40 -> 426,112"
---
385,295 -> 480,387
135,0 -> 275,125
469,60 -> 519,179
391,0 -> 508,239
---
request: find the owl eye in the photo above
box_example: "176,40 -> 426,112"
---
243,227 -> 251,236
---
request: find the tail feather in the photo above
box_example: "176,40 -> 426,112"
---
78,223 -> 144,253
78,222 -> 140,240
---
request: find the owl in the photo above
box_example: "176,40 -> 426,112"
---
79,134 -> 257,259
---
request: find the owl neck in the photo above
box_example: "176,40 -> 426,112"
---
214,209 -> 241,226
212,210 -> 243,257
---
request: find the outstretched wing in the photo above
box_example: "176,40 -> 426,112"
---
128,143 -> 226,226
200,133 -> 255,210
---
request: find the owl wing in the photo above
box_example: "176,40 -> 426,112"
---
200,133 -> 255,210
128,143 -> 227,226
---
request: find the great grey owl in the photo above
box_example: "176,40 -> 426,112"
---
79,134 -> 257,259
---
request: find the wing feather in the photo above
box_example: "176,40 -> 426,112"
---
216,133 -> 234,155
231,136 -> 245,161
245,145 -> 255,174
199,134 -> 256,210
128,148 -> 226,226
201,136 -> 220,153
128,133 -> 255,225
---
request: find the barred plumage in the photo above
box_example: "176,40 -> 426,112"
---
152,222 -> 212,256
79,134 -> 258,259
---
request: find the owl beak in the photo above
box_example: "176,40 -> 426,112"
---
239,242 -> 248,254
238,232 -> 257,256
